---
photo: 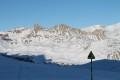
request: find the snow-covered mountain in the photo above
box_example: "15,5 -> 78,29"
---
0,23 -> 120,65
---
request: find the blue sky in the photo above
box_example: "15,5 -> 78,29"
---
0,0 -> 120,31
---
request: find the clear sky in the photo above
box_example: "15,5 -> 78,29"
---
0,0 -> 120,31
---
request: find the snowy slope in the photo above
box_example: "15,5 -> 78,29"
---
0,53 -> 120,80
0,23 -> 120,65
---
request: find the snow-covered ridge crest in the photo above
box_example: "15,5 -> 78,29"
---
82,25 -> 106,32
0,23 -> 120,65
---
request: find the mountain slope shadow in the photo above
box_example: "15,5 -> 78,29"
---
74,59 -> 120,72
1,52 -> 120,72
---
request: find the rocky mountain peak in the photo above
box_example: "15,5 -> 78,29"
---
34,24 -> 41,29
53,24 -> 72,31
34,24 -> 41,35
